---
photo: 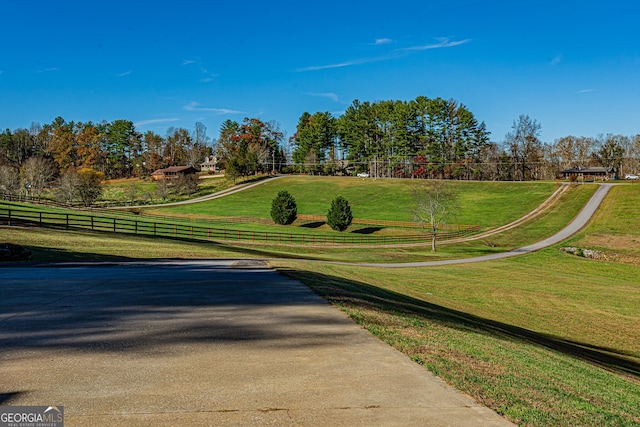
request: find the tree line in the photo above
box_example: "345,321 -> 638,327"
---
289,98 -> 640,180
2,97 -> 640,204
0,117 -> 213,204
0,117 -> 212,178
291,96 -> 490,178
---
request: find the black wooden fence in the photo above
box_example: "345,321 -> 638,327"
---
0,205 -> 480,247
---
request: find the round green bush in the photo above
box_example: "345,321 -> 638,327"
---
270,190 -> 297,225
327,196 -> 353,231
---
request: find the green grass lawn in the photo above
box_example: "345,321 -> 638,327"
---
274,258 -> 640,426
0,226 -> 263,261
146,176 -> 557,229
98,174 -> 235,205
567,183 -> 640,266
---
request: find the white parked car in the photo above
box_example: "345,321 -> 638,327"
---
624,174 -> 639,180
356,172 -> 370,178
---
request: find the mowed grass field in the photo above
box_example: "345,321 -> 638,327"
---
99,175 -> 234,204
2,179 -> 639,426
145,176 -> 557,229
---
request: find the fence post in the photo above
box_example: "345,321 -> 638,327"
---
7,209 -> 10,226
67,214 -> 70,230
135,221 -> 138,234
91,216 -> 94,230
40,212 -> 43,227
113,218 -> 116,232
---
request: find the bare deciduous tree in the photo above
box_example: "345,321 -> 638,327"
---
0,165 -> 20,196
504,115 -> 544,181
55,170 -> 79,205
411,180 -> 459,252
20,156 -> 57,199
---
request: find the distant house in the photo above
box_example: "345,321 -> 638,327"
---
200,156 -> 218,173
561,166 -> 615,181
151,166 -> 198,181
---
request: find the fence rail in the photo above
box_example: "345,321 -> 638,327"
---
1,193 -> 480,233
0,205 -> 480,247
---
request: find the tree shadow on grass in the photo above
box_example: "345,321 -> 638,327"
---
351,227 -> 384,235
299,221 -> 325,229
277,268 -> 640,379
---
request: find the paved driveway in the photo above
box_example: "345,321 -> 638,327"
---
352,183 -> 612,267
0,260 -> 512,426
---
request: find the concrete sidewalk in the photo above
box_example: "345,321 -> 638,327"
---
0,260 -> 513,426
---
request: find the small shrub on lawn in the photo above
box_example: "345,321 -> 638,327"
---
271,190 -> 298,225
327,196 -> 353,231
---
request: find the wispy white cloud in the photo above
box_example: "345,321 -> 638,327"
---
296,58 -> 371,72
117,70 -> 132,77
134,118 -> 180,127
374,38 -> 393,45
36,67 -> 59,73
400,37 -> 471,51
305,92 -> 341,102
550,54 -> 563,66
199,70 -> 220,83
182,59 -> 218,82
296,37 -> 469,72
577,88 -> 595,94
183,101 -> 243,114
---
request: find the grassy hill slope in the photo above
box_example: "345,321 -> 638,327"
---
146,176 -> 557,229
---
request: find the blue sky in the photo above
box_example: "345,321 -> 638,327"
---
1,0 -> 639,145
